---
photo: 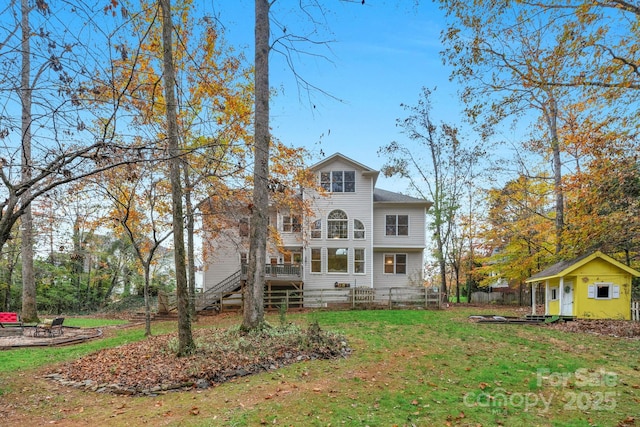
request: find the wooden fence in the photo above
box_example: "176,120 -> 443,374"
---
633,301 -> 639,322
188,286 -> 441,313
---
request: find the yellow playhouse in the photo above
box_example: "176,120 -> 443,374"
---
526,251 -> 639,320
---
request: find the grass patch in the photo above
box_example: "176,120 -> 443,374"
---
1,308 -> 639,426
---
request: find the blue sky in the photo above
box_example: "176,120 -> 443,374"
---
211,1 -> 461,192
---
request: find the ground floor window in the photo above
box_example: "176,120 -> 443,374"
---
311,248 -> 322,273
384,253 -> 406,274
328,248 -> 348,273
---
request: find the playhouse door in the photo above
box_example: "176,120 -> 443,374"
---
561,282 -> 574,316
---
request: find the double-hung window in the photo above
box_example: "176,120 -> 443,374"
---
353,219 -> 365,239
311,248 -> 322,273
385,215 -> 408,236
283,215 -> 301,232
384,253 -> 406,274
311,219 -> 322,239
354,248 -> 365,274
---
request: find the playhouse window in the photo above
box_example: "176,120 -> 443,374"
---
588,283 -> 620,299
549,287 -> 558,301
596,284 -> 611,299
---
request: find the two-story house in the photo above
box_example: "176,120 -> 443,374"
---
202,153 -> 432,307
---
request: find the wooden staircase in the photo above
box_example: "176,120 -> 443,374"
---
195,270 -> 242,311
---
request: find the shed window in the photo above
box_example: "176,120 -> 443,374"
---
587,283 -> 620,300
597,284 -> 610,299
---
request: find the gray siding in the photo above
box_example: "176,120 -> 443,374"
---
203,153 -> 429,293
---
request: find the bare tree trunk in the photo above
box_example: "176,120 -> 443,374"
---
243,0 -> 270,330
143,264 -> 152,336
183,164 -> 197,318
160,0 -> 194,354
544,96 -> 564,255
20,0 -> 37,322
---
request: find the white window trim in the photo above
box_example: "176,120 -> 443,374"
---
353,248 -> 366,275
353,219 -> 365,240
385,214 -> 409,237
383,253 -> 407,275
282,214 -> 301,233
588,282 -> 620,300
320,170 -> 356,193
311,219 -> 322,239
327,210 -> 349,239
327,247 -> 349,274
310,248 -> 322,274
549,286 -> 559,301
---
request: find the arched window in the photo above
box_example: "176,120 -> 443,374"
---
327,210 -> 348,239
353,219 -> 365,239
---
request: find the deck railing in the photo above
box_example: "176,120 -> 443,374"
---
240,263 -> 302,279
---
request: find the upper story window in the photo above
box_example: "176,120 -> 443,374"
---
353,219 -> 365,239
320,171 -> 356,193
282,215 -> 301,233
327,210 -> 348,239
385,214 -> 408,236
239,218 -> 249,237
311,219 -> 322,239
354,248 -> 365,274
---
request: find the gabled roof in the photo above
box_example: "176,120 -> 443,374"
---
373,188 -> 432,208
525,251 -> 640,283
309,152 -> 380,185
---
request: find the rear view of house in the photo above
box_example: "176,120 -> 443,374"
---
202,153 -> 432,307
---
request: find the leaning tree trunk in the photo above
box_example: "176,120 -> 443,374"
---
20,0 -> 37,322
243,0 -> 270,330
160,0 -> 194,355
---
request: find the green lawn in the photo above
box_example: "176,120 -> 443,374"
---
1,308 -> 639,427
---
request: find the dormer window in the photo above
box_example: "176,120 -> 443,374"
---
320,171 -> 355,193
